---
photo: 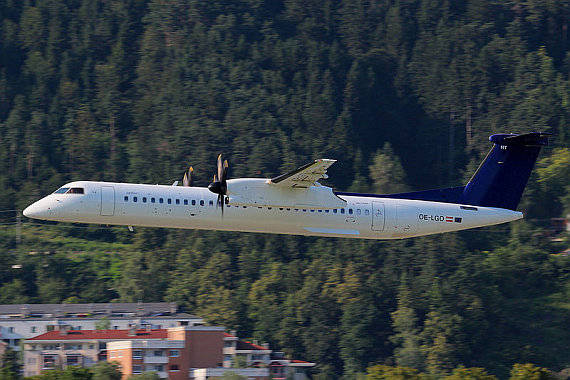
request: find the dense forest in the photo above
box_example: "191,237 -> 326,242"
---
1,0 -> 570,379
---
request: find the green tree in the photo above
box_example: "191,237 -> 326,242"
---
0,347 -> 19,380
390,275 -> 424,370
443,366 -> 498,380
365,364 -> 426,380
95,317 -> 111,330
91,361 -> 122,380
126,372 -> 160,380
509,363 -> 557,380
369,142 -> 408,194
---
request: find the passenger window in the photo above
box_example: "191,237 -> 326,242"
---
133,197 -> 138,202
357,209 -> 361,215
159,198 -> 164,204
349,209 -> 353,215
325,210 -> 329,213
310,210 -> 315,213
209,200 -> 214,206
341,209 -> 345,214
365,209 -> 369,215
279,208 -> 284,211
318,210 -> 322,213
143,197 -> 147,203
151,198 -> 156,203
191,200 -> 196,206
184,200 -> 188,206
176,199 -> 180,205
200,200 -> 204,206
302,209 -> 306,212
333,209 -> 337,214
167,199 -> 172,204
124,196 -> 128,202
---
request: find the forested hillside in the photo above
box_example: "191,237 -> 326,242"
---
1,0 -> 569,379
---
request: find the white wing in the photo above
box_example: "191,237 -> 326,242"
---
269,159 -> 337,188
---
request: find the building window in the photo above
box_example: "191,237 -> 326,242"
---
133,350 -> 143,359
31,326 -> 37,333
169,350 -> 180,357
66,355 -> 80,366
153,350 -> 163,357
224,355 -> 232,362
42,355 -> 57,369
8,327 -> 14,333
133,365 -> 142,374
169,364 -> 179,372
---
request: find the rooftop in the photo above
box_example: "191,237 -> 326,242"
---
27,329 -> 168,341
0,302 -> 201,320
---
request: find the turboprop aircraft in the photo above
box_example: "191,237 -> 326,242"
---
23,132 -> 549,239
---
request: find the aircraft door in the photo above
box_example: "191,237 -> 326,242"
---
100,186 -> 115,216
372,201 -> 385,231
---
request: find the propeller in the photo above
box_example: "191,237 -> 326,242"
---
182,166 -> 194,187
208,154 -> 229,217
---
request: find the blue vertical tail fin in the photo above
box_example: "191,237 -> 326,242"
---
459,132 -> 550,210
373,132 -> 550,210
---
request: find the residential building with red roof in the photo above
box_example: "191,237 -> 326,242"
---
223,332 -> 315,380
23,326 -> 315,380
23,326 -> 167,377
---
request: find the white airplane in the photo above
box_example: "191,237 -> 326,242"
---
23,132 -> 549,239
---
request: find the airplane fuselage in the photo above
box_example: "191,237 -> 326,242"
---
24,181 -> 522,239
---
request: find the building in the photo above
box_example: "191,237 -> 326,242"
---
223,333 -> 314,380
0,302 -> 203,352
23,327 -> 168,377
109,326 -> 226,380
23,327 -> 314,380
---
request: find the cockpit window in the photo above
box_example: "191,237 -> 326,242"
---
53,187 -> 84,194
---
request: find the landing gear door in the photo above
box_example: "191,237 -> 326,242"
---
372,201 -> 385,231
100,186 -> 115,216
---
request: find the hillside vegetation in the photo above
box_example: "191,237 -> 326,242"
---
1,0 -> 569,378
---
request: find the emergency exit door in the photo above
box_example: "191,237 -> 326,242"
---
372,201 -> 385,231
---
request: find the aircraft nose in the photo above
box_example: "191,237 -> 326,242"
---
23,199 -> 53,220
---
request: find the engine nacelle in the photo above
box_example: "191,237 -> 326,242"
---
226,178 -> 346,209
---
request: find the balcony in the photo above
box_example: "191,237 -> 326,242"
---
143,356 -> 169,364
